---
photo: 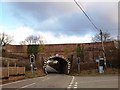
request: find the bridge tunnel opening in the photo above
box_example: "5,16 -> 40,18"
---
45,57 -> 70,74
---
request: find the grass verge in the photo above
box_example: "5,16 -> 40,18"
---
25,69 -> 46,78
70,68 -> 119,76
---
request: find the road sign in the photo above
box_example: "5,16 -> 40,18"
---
96,59 -> 99,62
77,57 -> 80,64
77,57 -> 80,74
30,54 -> 35,77
96,57 -> 105,74
30,54 -> 35,63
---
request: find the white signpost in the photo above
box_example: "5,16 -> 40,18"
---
77,57 -> 80,74
96,57 -> 105,74
30,53 -> 35,77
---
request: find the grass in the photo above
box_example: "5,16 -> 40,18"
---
70,68 -> 119,76
25,69 -> 46,78
1,69 -> 46,84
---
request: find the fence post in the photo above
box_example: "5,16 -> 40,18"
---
17,67 -> 18,75
14,63 -> 16,67
7,59 -> 9,78
24,67 -> 25,75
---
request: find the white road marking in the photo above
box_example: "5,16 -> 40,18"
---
74,84 -> 77,86
67,76 -> 75,89
74,82 -> 77,85
42,77 -> 50,81
67,86 -> 71,89
2,76 -> 46,86
70,76 -> 75,84
16,83 -> 36,90
68,84 -> 72,87
73,82 -> 78,89
74,87 -> 77,89
21,83 -> 35,88
2,79 -> 33,86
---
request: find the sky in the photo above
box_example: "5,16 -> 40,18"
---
0,0 -> 118,45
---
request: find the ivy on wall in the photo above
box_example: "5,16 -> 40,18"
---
27,45 -> 39,55
27,45 -> 44,55
76,44 -> 84,59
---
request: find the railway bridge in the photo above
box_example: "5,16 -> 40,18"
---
4,42 -> 114,74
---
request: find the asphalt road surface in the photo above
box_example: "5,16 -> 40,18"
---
1,74 -> 118,90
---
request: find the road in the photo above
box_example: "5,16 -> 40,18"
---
1,74 -> 118,90
46,65 -> 58,73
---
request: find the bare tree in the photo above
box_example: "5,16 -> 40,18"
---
0,33 -> 13,46
20,41 -> 26,45
92,32 -> 112,42
20,35 -> 45,55
20,35 -> 43,45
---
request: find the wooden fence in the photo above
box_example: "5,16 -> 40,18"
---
0,67 -> 25,79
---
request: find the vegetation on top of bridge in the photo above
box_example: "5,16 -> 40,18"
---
27,45 -> 44,55
24,35 -> 45,55
27,45 -> 39,55
76,44 -> 84,58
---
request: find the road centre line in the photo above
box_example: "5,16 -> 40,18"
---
74,82 -> 77,86
21,83 -> 36,88
67,76 -> 75,89
73,87 -> 77,89
2,76 -> 46,86
16,83 -> 36,90
42,77 -> 50,81
2,79 -> 33,86
70,76 -> 75,85
67,86 -> 71,89
73,82 -> 78,89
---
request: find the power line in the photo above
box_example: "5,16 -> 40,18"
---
74,0 -> 107,69
73,0 -> 99,32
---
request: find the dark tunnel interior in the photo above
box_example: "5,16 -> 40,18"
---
46,57 -> 68,74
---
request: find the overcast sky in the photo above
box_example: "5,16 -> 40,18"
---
0,0 -> 118,44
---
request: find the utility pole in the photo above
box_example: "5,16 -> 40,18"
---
100,30 -> 107,69
76,44 -> 82,74
73,0 -> 107,70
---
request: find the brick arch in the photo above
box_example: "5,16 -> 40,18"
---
43,55 -> 71,74
48,55 -> 70,63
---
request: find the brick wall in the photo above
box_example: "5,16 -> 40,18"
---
5,41 -> 114,62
